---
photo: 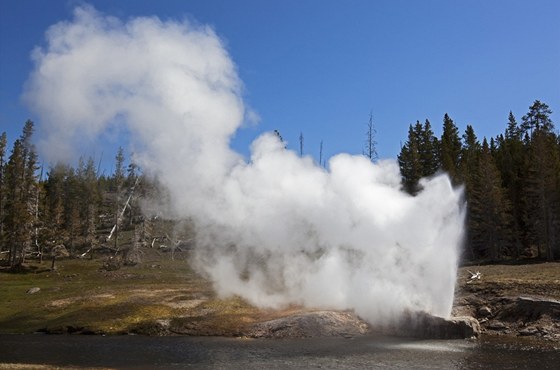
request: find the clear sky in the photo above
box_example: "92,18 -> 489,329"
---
1,0 -> 559,166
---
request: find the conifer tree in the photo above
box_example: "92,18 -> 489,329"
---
4,122 -> 39,267
398,120 -> 440,195
459,125 -> 481,187
0,132 -> 7,252
469,139 -> 511,261
4,140 -> 26,266
44,163 -> 69,249
521,100 -> 554,137
398,124 -> 422,194
78,156 -> 100,248
495,112 -> 526,258
439,114 -> 462,185
459,125 -> 481,259
419,119 -> 439,176
522,102 -> 559,260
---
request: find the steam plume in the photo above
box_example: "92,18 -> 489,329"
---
25,5 -> 465,324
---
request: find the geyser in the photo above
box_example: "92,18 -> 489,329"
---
25,5 -> 465,324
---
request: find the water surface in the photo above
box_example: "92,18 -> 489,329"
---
0,334 -> 558,369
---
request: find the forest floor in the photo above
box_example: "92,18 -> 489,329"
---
1,249 -> 559,341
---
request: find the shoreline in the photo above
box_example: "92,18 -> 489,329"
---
1,257 -> 559,341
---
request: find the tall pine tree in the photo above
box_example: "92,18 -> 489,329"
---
0,132 -> 7,253
439,114 -> 462,185
522,101 -> 559,260
469,139 -> 511,261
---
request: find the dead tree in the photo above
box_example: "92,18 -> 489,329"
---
107,176 -> 140,254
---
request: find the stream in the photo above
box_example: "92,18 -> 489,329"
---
0,334 -> 558,369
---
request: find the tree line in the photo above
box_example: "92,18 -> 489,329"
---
0,121 -> 150,268
398,100 -> 559,262
1,100 -> 558,268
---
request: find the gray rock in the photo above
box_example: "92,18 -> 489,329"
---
247,311 -> 370,338
486,320 -> 508,330
478,306 -> 492,318
390,312 -> 481,339
248,310 -> 481,340
519,327 -> 539,336
496,296 -> 560,322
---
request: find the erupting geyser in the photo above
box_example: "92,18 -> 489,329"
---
25,5 -> 465,325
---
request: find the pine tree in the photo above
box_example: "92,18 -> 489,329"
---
459,125 -> 481,259
4,140 -> 26,266
44,163 -> 70,247
5,143 -> 37,266
521,100 -> 554,137
495,112 -> 526,258
439,114 -> 462,185
469,139 -> 511,261
78,156 -> 100,246
398,120 -> 440,195
4,122 -> 39,267
0,132 -> 7,253
419,119 -> 439,176
459,125 -> 481,186
398,124 -> 422,194
522,103 -> 559,260
63,168 -> 81,255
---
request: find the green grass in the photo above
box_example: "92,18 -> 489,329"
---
0,254 -> 214,334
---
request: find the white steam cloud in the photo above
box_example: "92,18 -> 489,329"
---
25,5 -> 465,324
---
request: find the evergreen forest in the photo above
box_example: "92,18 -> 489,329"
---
398,100 -> 559,262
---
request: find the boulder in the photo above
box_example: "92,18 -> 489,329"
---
478,306 -> 492,318
486,320 -> 508,330
390,312 -> 481,339
247,311 -> 370,338
495,297 -> 560,322
248,310 -> 480,340
519,326 -> 539,336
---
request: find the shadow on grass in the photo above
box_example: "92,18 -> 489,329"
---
0,263 -> 53,275
0,299 -> 173,334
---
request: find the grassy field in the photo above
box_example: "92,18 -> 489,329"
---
2,250 -> 559,336
0,249 -> 270,335
455,262 -> 560,300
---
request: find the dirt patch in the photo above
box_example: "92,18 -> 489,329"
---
48,294 -> 116,308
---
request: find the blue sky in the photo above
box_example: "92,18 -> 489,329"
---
1,0 -> 559,167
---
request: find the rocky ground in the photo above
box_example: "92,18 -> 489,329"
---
1,252 -> 559,341
452,262 -> 560,341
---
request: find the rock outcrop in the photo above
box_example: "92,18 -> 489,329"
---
246,310 -> 480,339
385,312 -> 481,339
456,294 -> 560,340
247,311 -> 370,338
